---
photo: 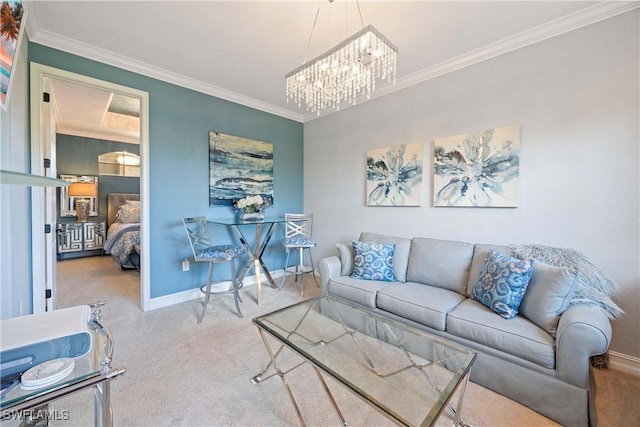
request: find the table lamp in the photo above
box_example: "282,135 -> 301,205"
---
68,182 -> 97,222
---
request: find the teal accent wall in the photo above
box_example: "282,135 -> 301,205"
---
29,43 -> 304,299
57,134 -> 140,223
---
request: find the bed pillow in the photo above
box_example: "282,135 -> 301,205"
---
519,261 -> 578,336
115,204 -> 140,223
336,243 -> 354,276
351,240 -> 396,282
471,250 -> 535,319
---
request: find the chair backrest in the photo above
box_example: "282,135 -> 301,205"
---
284,213 -> 313,240
182,216 -> 213,260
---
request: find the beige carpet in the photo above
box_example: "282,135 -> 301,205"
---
16,256 -> 638,426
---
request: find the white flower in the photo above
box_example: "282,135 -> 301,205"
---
234,195 -> 269,210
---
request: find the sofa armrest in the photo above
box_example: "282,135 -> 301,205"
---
556,304 -> 612,388
318,256 -> 342,295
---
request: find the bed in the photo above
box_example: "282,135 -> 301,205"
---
104,193 -> 140,270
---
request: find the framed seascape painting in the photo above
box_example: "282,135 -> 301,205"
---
1,0 -> 26,111
208,131 -> 274,206
433,125 -> 520,207
366,142 -> 423,206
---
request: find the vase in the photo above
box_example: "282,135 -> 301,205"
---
239,210 -> 265,221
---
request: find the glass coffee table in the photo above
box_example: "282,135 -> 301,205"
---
252,295 -> 476,426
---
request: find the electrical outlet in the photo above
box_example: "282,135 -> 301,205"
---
182,259 -> 190,272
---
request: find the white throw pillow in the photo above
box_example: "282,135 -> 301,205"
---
336,243 -> 354,276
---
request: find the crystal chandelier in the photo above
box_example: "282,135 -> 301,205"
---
285,4 -> 398,114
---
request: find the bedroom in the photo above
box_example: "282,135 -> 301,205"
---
52,77 -> 142,307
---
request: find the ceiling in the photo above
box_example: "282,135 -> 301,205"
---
50,79 -> 140,144
26,1 -> 637,134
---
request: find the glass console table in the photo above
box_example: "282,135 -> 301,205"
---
0,302 -> 126,427
209,217 -> 287,305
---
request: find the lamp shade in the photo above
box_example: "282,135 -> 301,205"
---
68,182 -> 97,197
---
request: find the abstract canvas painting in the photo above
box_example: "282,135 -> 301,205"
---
0,0 -> 25,110
366,142 -> 423,206
433,125 -> 520,207
209,131 -> 273,206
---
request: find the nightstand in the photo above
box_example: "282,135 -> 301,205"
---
57,221 -> 106,260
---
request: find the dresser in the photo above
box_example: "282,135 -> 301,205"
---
57,220 -> 106,260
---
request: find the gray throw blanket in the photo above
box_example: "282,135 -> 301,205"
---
510,244 -> 622,369
510,244 -> 623,318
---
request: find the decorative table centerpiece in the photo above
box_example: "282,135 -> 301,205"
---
234,195 -> 271,221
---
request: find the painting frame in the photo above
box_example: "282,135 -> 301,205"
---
208,131 -> 274,207
366,142 -> 423,207
433,125 -> 520,208
1,0 -> 26,111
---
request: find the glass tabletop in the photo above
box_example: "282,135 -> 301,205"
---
253,295 -> 476,426
209,216 -> 287,226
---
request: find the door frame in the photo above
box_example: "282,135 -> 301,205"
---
30,62 -> 151,312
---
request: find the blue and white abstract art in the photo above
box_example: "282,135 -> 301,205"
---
366,142 -> 423,206
209,131 -> 273,206
434,125 -> 520,207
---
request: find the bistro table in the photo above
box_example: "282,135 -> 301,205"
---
209,217 -> 287,305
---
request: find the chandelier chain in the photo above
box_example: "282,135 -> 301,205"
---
303,7 -> 322,64
355,0 -> 365,28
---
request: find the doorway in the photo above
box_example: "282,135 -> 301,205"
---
30,63 -> 150,312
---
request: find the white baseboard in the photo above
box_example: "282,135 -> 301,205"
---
148,269 -> 285,311
608,351 -> 640,377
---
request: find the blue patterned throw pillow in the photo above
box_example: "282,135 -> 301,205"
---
471,250 -> 535,319
351,240 -> 396,282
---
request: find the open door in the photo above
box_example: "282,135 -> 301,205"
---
30,62 -> 151,313
29,75 -> 57,312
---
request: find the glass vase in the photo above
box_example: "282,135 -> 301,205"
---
239,210 -> 265,221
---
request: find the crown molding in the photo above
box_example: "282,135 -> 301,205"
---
56,128 -> 140,145
26,29 -> 305,123
25,1 -> 637,124
303,1 -> 639,122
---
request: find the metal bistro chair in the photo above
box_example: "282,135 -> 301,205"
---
183,216 -> 246,322
279,213 -> 320,296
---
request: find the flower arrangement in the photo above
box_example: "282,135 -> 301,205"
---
233,194 -> 272,220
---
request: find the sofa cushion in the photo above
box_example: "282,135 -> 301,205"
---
471,250 -> 534,319
466,243 -> 514,295
377,282 -> 466,331
406,238 -> 474,294
327,276 -> 395,309
447,299 -> 555,369
351,240 -> 396,282
519,261 -> 579,337
359,232 -> 411,282
336,243 -> 354,276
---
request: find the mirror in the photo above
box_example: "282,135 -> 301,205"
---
60,175 -> 99,217
98,151 -> 140,177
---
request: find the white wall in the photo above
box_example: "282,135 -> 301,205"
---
305,11 -> 639,360
0,39 -> 31,318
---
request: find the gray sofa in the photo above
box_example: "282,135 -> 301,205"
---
318,232 -> 613,427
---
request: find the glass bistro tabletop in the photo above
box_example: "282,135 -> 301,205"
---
252,295 -> 477,426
